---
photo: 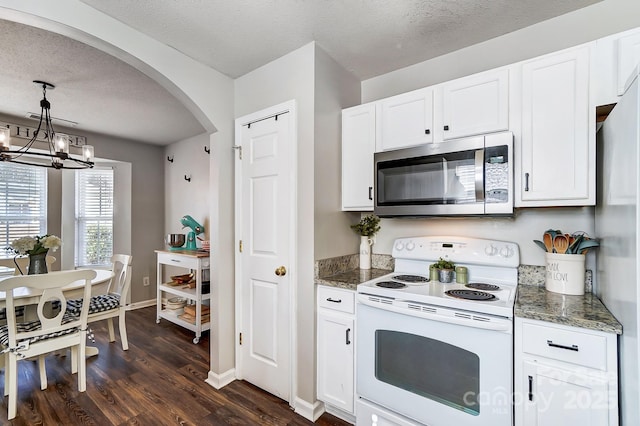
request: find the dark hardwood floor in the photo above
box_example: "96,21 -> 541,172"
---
0,306 -> 352,425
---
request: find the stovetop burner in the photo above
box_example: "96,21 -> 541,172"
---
445,289 -> 498,301
376,281 -> 408,289
392,274 -> 429,283
466,283 -> 501,291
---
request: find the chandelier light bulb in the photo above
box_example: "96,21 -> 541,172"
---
82,145 -> 94,162
55,134 -> 70,154
0,127 -> 10,150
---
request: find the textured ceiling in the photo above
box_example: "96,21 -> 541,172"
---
79,0 -> 601,79
0,0 -> 601,145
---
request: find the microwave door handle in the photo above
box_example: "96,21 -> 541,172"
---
475,149 -> 485,202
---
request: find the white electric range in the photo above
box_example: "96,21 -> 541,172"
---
356,236 -> 520,426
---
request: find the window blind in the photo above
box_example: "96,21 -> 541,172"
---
76,167 -> 114,267
0,163 -> 47,257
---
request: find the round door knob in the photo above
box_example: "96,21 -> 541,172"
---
275,266 -> 287,276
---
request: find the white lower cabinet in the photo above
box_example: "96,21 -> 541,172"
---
515,318 -> 618,426
317,285 -> 355,420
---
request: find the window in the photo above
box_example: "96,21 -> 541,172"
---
75,168 -> 114,267
0,163 -> 47,257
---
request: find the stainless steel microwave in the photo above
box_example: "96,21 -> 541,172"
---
374,132 -> 513,217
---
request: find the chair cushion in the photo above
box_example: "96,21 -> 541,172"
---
0,306 -> 25,321
0,312 -> 79,348
66,294 -> 121,315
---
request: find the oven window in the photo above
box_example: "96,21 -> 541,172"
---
375,330 -> 480,416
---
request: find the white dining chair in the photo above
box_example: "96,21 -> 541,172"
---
0,269 -> 96,420
66,254 -> 132,350
0,256 -> 57,323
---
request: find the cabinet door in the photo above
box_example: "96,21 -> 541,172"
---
617,29 -> 640,95
438,68 -> 509,140
518,45 -> 594,206
317,311 -> 354,413
522,360 -> 610,426
376,87 -> 433,151
342,104 -> 375,211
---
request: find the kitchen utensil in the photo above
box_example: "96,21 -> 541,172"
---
533,240 -> 548,252
166,233 -> 185,249
553,234 -> 569,254
543,232 -> 554,253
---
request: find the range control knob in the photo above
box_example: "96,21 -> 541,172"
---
406,242 -> 415,251
484,244 -> 498,256
500,246 -> 514,258
395,241 -> 405,251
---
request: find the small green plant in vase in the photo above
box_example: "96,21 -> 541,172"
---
351,214 -> 381,270
432,257 -> 455,283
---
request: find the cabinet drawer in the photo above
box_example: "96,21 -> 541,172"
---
522,322 -> 607,370
157,252 -> 208,269
318,286 -> 355,314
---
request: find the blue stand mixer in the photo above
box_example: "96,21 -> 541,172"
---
181,215 -> 205,250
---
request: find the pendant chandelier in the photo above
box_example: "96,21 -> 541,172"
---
0,80 -> 94,169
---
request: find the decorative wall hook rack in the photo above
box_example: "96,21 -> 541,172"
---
167,155 -> 174,163
184,175 -> 191,182
204,146 -> 210,154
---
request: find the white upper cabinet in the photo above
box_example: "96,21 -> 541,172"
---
594,27 -> 640,105
435,68 -> 510,141
342,104 -> 376,211
617,28 -> 640,95
517,44 -> 595,207
376,87 -> 433,151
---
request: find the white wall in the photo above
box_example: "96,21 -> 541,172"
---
313,46 -> 362,260
164,133 -> 210,238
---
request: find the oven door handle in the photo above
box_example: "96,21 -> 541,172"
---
357,296 -> 512,332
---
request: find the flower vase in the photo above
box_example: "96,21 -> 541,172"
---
359,236 -> 373,270
28,251 -> 48,275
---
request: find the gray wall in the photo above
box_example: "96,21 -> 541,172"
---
0,112 -> 164,304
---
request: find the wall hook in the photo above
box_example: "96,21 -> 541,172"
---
184,175 -> 191,182
167,155 -> 174,163
204,146 -> 210,154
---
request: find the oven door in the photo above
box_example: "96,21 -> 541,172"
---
356,300 -> 513,426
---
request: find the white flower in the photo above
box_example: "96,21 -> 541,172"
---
42,235 -> 62,252
10,234 -> 61,255
10,237 -> 36,255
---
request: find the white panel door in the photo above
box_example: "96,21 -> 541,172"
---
438,68 -> 509,140
518,45 -> 593,206
376,87 -> 433,151
237,108 -> 292,401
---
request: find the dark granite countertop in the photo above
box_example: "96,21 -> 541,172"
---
515,285 -> 622,335
315,268 -> 391,291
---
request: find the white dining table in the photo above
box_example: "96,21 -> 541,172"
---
0,268 -> 115,357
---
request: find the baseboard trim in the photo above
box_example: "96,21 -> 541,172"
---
127,299 -> 156,310
326,404 -> 356,424
294,397 -> 325,422
205,368 -> 236,389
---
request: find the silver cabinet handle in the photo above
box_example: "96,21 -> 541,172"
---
547,339 -> 579,351
525,173 -> 530,192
